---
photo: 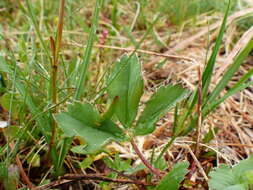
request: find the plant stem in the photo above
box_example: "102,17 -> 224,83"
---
130,138 -> 161,177
49,37 -> 57,157
48,0 -> 65,159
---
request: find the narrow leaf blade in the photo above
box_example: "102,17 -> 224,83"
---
204,39 -> 253,106
202,0 -> 231,98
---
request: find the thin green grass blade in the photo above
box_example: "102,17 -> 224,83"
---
55,137 -> 72,176
204,39 -> 253,106
180,2 -> 230,125
0,56 -> 56,163
176,1 -> 231,133
74,0 -> 103,100
203,81 -> 253,116
201,0 -> 230,99
24,0 -> 50,58
203,63 -> 253,116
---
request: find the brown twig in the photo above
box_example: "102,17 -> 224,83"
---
32,174 -> 154,190
15,155 -> 34,189
130,139 -> 162,177
8,142 -> 34,189
66,42 -> 196,63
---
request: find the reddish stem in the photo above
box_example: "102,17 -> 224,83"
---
130,138 -> 161,177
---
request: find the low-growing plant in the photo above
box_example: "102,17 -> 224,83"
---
55,53 -> 190,184
1,0 -> 253,189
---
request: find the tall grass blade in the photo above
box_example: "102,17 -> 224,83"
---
204,39 -> 253,106
24,0 -> 50,58
201,0 -> 230,99
74,0 -> 103,100
203,81 -> 253,116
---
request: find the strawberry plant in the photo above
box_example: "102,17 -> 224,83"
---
55,53 -> 190,184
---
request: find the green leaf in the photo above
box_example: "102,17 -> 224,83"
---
101,96 -> 119,122
201,0 -> 230,99
209,155 -> 253,190
107,54 -> 144,127
183,0 -> 231,119
135,85 -> 189,136
233,155 -> 253,176
209,164 -> 238,190
55,102 -> 125,153
0,56 -> 56,162
156,161 -> 189,190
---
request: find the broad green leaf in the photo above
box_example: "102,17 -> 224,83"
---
223,184 -> 247,190
209,164 -> 239,190
233,155 -> 253,176
245,170 -> 253,187
156,161 -> 189,190
209,155 -> 253,190
55,102 -> 125,153
107,54 -> 144,127
135,85 -> 189,136
67,102 -> 100,127
101,96 -> 119,122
